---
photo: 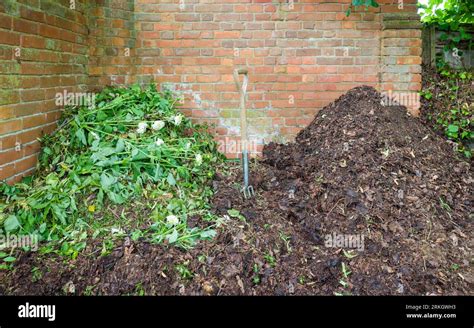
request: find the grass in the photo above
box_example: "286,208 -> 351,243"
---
335,262 -> 352,296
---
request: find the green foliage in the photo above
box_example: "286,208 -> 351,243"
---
335,262 -> 352,295
420,0 -> 474,26
175,262 -> 193,280
422,67 -> 473,158
436,103 -> 473,157
421,0 -> 474,68
263,251 -> 276,267
346,0 -> 379,16
0,251 -> 15,270
0,84 -> 225,258
252,263 -> 261,285
419,1 -> 473,157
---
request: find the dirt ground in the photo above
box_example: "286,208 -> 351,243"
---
1,86 -> 472,295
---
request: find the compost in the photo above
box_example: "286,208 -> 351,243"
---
2,86 -> 472,295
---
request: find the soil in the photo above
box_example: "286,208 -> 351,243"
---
1,86 -> 473,296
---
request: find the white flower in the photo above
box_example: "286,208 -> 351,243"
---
166,215 -> 179,226
155,138 -> 165,146
111,227 -> 124,234
136,122 -> 148,134
173,114 -> 183,126
91,132 -> 100,140
185,142 -> 191,150
195,153 -> 203,166
152,120 -> 165,131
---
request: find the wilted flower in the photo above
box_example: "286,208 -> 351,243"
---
111,227 -> 124,234
195,153 -> 203,166
152,120 -> 165,131
156,138 -> 165,146
90,131 -> 100,140
173,114 -> 183,126
136,122 -> 148,134
166,215 -> 179,226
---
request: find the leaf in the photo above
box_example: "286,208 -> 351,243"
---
447,125 -> 459,133
200,229 -> 216,240
100,172 -> 116,190
167,172 -> 176,186
3,256 -> 16,263
167,229 -> 178,244
75,129 -> 87,146
227,209 -> 241,218
107,191 -> 125,204
52,205 -> 67,225
115,138 -> 125,152
96,111 -> 107,121
370,0 -> 379,8
4,215 -> 20,232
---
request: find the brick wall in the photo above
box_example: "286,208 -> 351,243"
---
0,0 -> 89,183
134,0 -> 422,157
0,0 -> 136,183
88,0 -> 136,89
0,0 -> 422,181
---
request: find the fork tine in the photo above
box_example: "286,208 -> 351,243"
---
242,185 -> 255,199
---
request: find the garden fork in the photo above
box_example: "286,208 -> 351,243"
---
233,68 -> 255,199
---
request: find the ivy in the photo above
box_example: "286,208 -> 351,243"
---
346,0 -> 379,16
420,0 -> 474,66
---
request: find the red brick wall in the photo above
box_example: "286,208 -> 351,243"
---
0,0 -> 89,183
0,0 -> 137,183
88,0 -> 137,89
135,0 -> 422,157
0,0 -> 422,181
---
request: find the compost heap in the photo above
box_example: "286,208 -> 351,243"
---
3,86 -> 472,296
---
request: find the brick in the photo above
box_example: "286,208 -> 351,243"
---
0,163 -> 15,181
0,119 -> 22,136
21,35 -> 45,48
0,30 -> 20,45
20,7 -> 45,23
20,89 -> 46,102
13,18 -> 38,34
0,13 -> 12,29
14,154 -> 38,173
22,114 -> 47,129
21,62 -> 45,75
